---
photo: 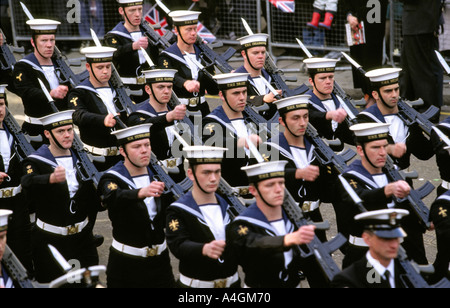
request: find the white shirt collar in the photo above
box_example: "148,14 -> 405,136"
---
366,251 -> 395,287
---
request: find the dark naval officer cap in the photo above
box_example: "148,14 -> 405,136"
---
355,209 -> 409,239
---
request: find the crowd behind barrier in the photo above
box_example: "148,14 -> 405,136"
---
5,0 -> 448,65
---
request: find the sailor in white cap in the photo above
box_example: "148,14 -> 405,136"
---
203,73 -> 261,188
166,146 -> 240,288
21,110 -> 101,283
337,123 -> 427,268
357,68 -> 434,171
68,46 -> 123,171
104,0 -> 159,104
429,189 -> 450,284
430,116 -> 450,196
235,33 -> 281,120
98,124 -> 175,288
0,85 -> 33,273
0,210 -> 14,288
331,209 -> 410,288
13,18 -> 69,147
226,161 -> 316,288
159,10 -> 219,118
128,69 -> 187,182
304,57 -> 355,150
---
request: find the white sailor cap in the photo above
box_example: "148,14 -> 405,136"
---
0,209 -> 13,233
117,0 -> 143,7
169,10 -> 201,27
81,46 -> 117,63
303,58 -> 338,74
275,95 -> 311,115
39,110 -> 75,131
112,124 -> 152,146
242,161 -> 288,184
143,69 -> 177,84
355,209 -> 409,239
350,123 -> 391,144
26,19 -> 60,35
237,33 -> 270,50
213,73 -> 250,91
365,68 -> 402,89
0,84 -> 7,100
184,146 -> 228,165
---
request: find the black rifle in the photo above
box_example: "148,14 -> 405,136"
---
3,107 -> 37,161
53,46 -> 87,87
384,156 -> 434,230
283,188 -> 346,283
397,99 -> 438,137
2,245 -> 45,288
140,19 -> 172,50
264,53 -> 310,98
339,175 -> 450,288
0,30 -> 21,72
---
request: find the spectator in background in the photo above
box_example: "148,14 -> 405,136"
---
342,0 -> 388,108
79,0 -> 105,49
307,0 -> 338,30
399,0 -> 444,123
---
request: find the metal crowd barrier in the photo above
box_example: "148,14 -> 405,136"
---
7,0 -> 404,66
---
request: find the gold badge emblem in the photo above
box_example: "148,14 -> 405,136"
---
237,225 -> 248,236
205,124 -> 215,134
163,60 -> 169,68
16,73 -> 23,82
169,219 -> 180,232
439,207 -> 448,218
70,97 -> 79,107
349,179 -> 358,189
111,38 -> 117,45
107,182 -> 118,191
26,165 -> 33,174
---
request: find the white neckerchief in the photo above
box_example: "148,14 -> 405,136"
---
130,31 -> 146,65
183,53 -> 199,81
199,203 -> 226,241
252,76 -> 268,95
384,114 -> 409,144
55,156 -> 79,199
231,118 -> 250,157
270,219 -> 294,269
366,251 -> 395,288
372,173 -> 395,208
0,129 -> 11,173
42,65 -> 60,90
97,87 -> 117,115
290,146 -> 309,169
133,175 -> 157,220
322,98 -> 338,132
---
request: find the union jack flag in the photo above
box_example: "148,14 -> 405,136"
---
144,6 -> 169,36
197,22 -> 216,44
269,0 -> 295,13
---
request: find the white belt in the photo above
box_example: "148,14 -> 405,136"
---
160,157 -> 183,169
24,116 -> 43,125
112,239 -> 167,258
0,185 -> 22,199
180,272 -> 239,288
84,145 -> 120,157
36,217 -> 89,236
301,200 -> 321,213
442,180 -> 450,190
121,76 -> 146,85
348,235 -> 369,247
179,96 -> 206,107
